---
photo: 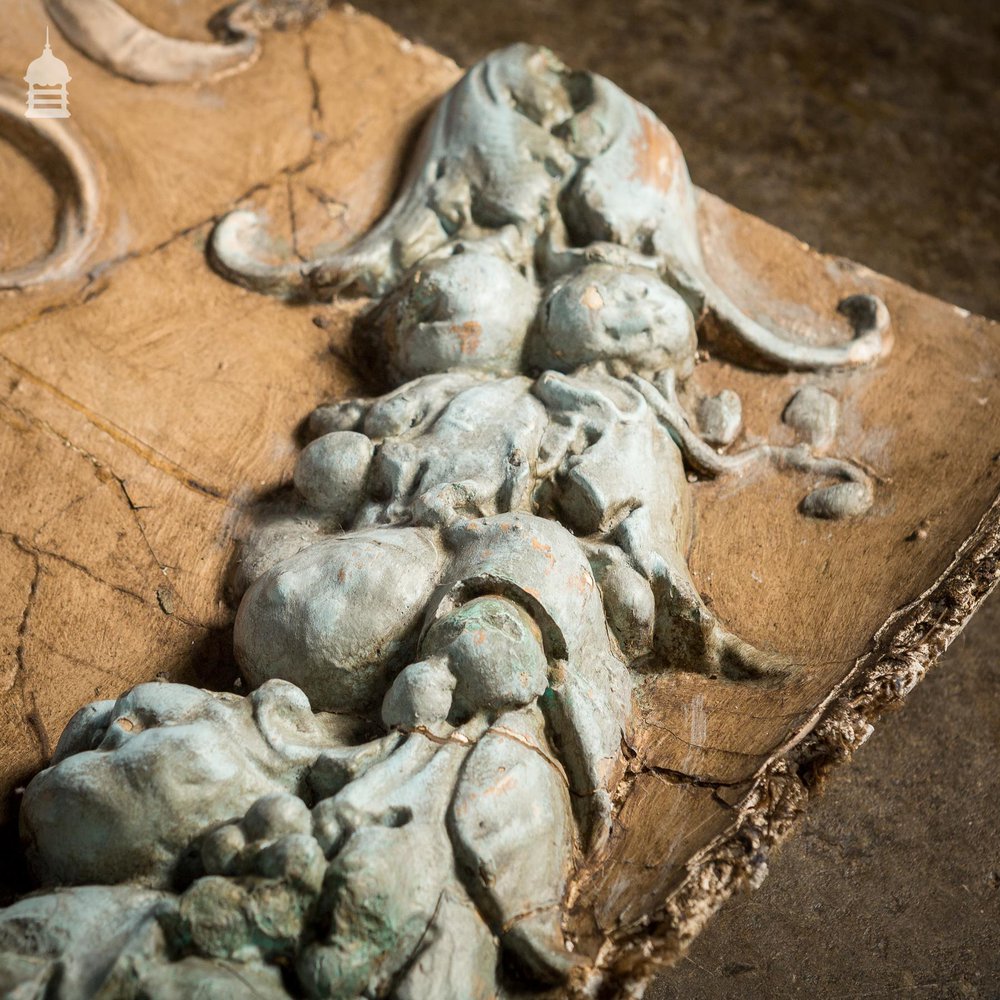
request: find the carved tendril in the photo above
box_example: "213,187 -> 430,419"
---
44,0 -> 263,84
629,372 -> 874,519
0,84 -> 100,289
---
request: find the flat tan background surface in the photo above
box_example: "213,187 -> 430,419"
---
352,1 -> 1000,995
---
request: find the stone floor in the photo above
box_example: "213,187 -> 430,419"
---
353,1 -> 1000,995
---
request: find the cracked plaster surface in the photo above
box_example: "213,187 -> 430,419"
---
0,4 -> 462,829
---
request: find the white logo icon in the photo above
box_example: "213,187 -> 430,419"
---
25,28 -> 71,119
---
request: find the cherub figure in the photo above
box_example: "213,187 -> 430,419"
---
3,44 -> 890,1000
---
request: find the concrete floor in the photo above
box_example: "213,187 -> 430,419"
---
354,2 -> 1000,995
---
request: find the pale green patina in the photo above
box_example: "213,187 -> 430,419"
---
1,43 -> 890,1000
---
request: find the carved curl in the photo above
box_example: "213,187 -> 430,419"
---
0,83 -> 100,289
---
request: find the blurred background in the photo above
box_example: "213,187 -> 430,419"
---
351,2 -> 1000,996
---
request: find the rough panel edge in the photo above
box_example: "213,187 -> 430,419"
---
571,488 -> 1000,999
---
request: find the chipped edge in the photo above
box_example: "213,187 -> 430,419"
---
573,488 -> 1000,998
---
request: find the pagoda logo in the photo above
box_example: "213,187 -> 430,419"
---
25,28 -> 71,119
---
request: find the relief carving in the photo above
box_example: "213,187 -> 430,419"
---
43,0 -> 324,85
4,36 -> 960,1000
0,82 -> 100,289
